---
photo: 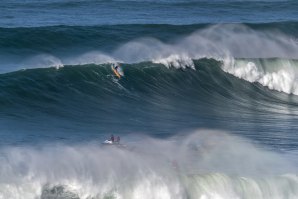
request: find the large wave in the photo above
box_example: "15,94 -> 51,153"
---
1,23 -> 298,95
1,23 -> 298,146
2,59 -> 298,147
0,130 -> 297,199
2,59 -> 297,111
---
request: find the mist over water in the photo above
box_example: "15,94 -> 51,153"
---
1,130 -> 297,199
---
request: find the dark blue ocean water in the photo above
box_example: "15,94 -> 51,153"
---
1,1 -> 298,198
1,0 -> 298,27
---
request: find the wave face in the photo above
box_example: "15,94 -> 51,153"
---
1,58 -> 298,149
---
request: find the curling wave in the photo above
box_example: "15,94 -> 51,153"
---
1,23 -> 298,95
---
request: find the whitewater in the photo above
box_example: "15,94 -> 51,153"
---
1,131 -> 298,199
1,0 -> 298,199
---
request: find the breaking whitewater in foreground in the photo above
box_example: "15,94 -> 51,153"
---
1,130 -> 298,199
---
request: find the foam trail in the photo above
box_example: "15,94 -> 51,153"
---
0,130 -> 297,199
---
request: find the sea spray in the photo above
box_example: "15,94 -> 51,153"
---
0,130 -> 297,199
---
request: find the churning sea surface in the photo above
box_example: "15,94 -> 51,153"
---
1,0 -> 298,198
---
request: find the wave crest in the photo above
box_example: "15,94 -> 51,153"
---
223,57 -> 298,95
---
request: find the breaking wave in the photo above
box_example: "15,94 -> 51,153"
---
0,130 -> 297,199
1,23 -> 298,95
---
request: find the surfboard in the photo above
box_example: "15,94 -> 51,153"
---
111,65 -> 122,79
102,140 -> 113,144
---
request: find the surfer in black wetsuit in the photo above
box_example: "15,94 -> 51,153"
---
110,134 -> 114,143
113,63 -> 119,71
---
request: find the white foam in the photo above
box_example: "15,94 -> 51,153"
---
3,24 -> 298,95
0,130 -> 297,199
110,24 -> 298,71
152,54 -> 195,69
222,57 -> 298,95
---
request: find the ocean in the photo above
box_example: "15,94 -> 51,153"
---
1,0 -> 298,198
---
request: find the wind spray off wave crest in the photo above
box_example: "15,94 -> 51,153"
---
112,24 -> 298,94
2,24 -> 298,95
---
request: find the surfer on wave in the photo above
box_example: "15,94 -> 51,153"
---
111,63 -> 123,79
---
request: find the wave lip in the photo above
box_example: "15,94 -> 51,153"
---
152,54 -> 195,69
223,57 -> 298,95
